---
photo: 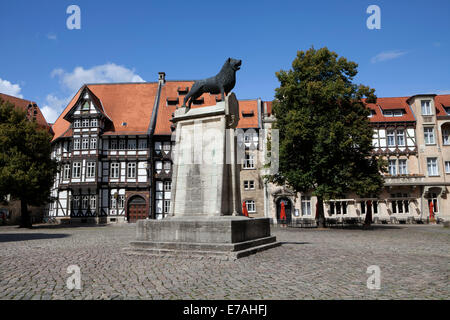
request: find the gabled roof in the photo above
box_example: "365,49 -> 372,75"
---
435,94 -> 450,118
52,83 -> 160,141
0,92 -> 50,130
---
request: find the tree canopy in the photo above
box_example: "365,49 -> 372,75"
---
0,97 -> 57,227
271,47 -> 385,227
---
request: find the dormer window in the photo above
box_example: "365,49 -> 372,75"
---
177,87 -> 189,95
444,107 -> 450,115
167,98 -> 179,106
383,109 -> 403,117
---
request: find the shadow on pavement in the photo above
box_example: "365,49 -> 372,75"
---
0,233 -> 70,243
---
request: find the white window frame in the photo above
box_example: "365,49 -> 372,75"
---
243,153 -> 255,169
74,139 -> 80,150
421,100 -> 432,115
118,139 -> 126,150
82,138 -> 89,150
387,130 -> 396,147
73,120 -> 81,128
82,119 -> 90,128
127,162 -> 136,178
445,161 -> 450,174
164,181 -> 172,191
388,159 -> 397,176
90,137 -> 97,150
110,163 -> 120,178
63,164 -> 71,180
86,161 -> 96,178
427,158 -> 439,176
72,162 -> 81,178
244,180 -> 255,190
90,195 -> 96,210
301,196 -> 311,216
246,200 -> 256,213
424,127 -> 435,145
443,129 -> 450,145
90,119 -> 98,127
398,159 -> 407,175
396,130 -> 405,146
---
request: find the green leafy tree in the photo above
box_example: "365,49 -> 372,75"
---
0,97 -> 57,228
270,47 -> 385,228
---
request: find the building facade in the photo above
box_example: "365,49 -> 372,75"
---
47,73 -> 266,223
262,94 -> 450,225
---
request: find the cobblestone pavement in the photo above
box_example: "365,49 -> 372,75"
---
0,223 -> 448,300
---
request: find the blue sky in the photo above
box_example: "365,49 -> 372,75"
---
0,0 -> 449,122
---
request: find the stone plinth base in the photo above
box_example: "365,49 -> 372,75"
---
125,216 -> 280,260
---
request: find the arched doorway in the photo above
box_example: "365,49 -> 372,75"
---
127,196 -> 147,223
276,197 -> 293,224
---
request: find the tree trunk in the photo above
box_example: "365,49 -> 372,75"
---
19,198 -> 32,228
316,196 -> 326,228
364,200 -> 372,229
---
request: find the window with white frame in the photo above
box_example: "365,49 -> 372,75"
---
82,196 -> 89,209
163,142 -> 171,153
329,201 -> 348,215
82,119 -> 89,127
384,110 -> 403,117
110,140 -> 117,150
72,196 -> 80,209
118,195 -> 125,209
387,130 -> 395,147
127,163 -> 136,178
397,130 -> 405,146
128,140 -> 136,150
301,196 -> 311,216
244,180 -> 255,190
243,153 -> 255,169
163,200 -> 171,214
110,195 -> 117,209
138,139 -> 147,150
445,161 -> 450,174
388,159 -> 397,175
246,200 -> 256,213
427,158 -> 439,176
73,120 -> 81,128
391,193 -> 409,214
72,162 -> 81,178
164,181 -> 172,191
74,139 -> 80,150
86,162 -> 96,178
361,200 -> 378,215
421,100 -> 432,115
82,138 -> 89,150
63,164 -> 71,180
110,163 -> 120,178
424,127 -> 435,145
443,129 -> 450,145
118,139 -> 126,150
90,119 -> 98,127
164,161 -> 171,172
90,137 -> 97,149
90,195 -> 96,210
154,142 -> 162,153
155,161 -> 162,172
398,159 -> 407,175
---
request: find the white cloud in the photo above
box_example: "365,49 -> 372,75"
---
370,50 -> 408,64
52,63 -> 145,92
436,89 -> 450,95
0,78 -> 23,98
42,63 -> 144,123
41,94 -> 71,123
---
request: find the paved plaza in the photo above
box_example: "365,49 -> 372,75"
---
0,223 -> 448,300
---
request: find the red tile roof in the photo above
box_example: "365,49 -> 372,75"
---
364,97 -> 415,123
0,93 -> 50,130
52,83 -> 160,141
51,81 -> 262,141
435,94 -> 450,117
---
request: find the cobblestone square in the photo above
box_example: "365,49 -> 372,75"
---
0,224 -> 448,300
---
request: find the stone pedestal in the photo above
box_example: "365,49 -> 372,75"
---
126,93 -> 280,259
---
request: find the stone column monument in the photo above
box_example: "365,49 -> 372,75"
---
127,59 -> 280,259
